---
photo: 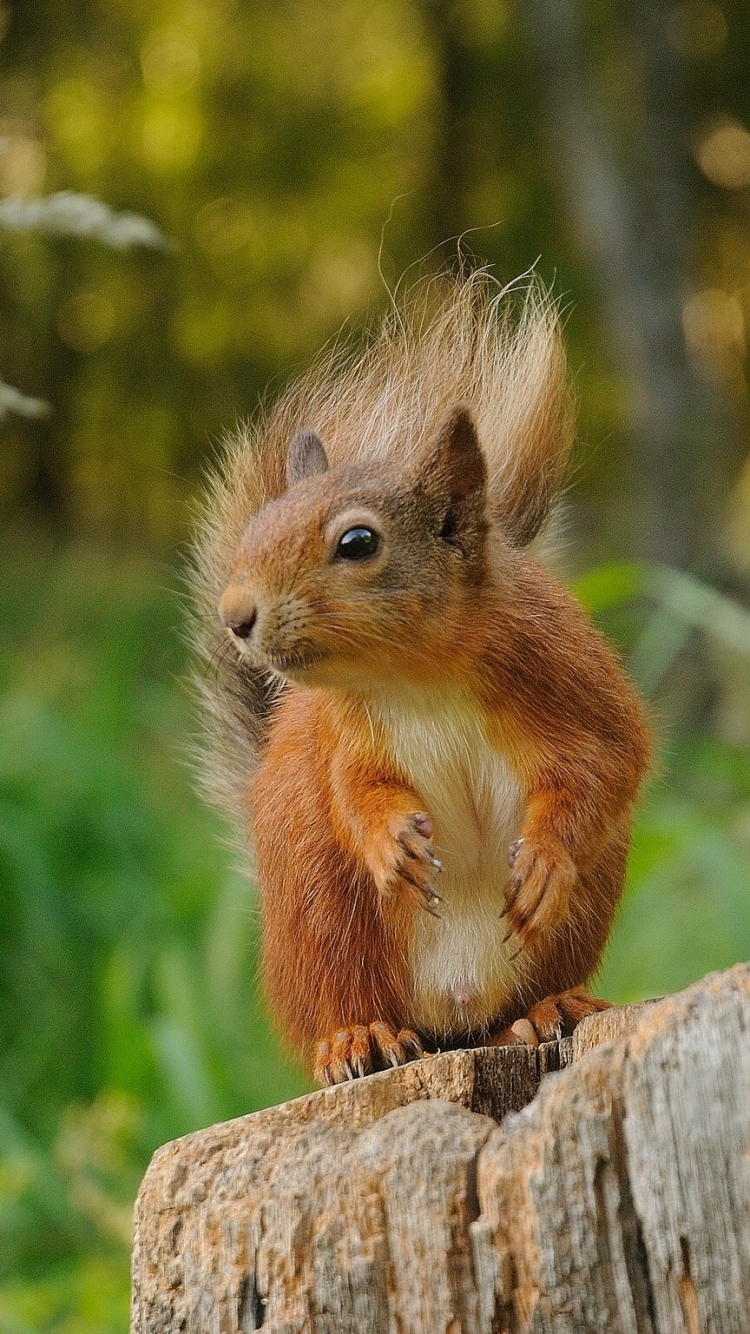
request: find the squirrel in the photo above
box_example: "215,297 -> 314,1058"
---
191,272 -> 650,1086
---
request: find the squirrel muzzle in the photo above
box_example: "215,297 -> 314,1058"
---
219,573 -> 327,677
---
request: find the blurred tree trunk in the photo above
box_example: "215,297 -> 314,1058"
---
420,1 -> 479,255
525,0 -> 740,571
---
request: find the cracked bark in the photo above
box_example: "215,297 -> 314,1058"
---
131,964 -> 750,1333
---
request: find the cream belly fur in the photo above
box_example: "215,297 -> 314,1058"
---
367,688 -> 526,1036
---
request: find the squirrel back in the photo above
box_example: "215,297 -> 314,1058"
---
190,272 -> 573,831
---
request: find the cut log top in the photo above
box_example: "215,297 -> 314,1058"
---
131,964 -> 750,1333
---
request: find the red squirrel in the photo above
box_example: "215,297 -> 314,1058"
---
191,273 -> 650,1085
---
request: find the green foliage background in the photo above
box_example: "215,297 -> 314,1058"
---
1,0 -> 750,1328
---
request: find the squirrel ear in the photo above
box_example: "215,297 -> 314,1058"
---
286,429 -> 329,488
421,404 -> 486,503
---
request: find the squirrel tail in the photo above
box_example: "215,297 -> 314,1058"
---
189,269 -> 573,822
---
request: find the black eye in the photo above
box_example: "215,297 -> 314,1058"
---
335,526 -> 380,561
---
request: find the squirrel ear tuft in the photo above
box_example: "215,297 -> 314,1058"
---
286,429 -> 329,488
422,404 -> 486,503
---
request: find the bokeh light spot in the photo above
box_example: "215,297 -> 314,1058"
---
141,32 -> 201,95
140,102 -> 203,173
0,132 -> 46,196
682,288 -> 745,380
696,119 -> 750,190
300,239 -> 377,320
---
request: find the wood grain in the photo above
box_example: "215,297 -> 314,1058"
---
131,964 -> 750,1333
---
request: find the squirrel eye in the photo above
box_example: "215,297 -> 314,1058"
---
335,526 -> 380,561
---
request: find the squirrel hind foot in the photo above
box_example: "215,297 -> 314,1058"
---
489,988 -> 612,1048
314,1022 -> 423,1086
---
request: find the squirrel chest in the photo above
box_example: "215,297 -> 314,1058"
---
368,688 -> 525,1036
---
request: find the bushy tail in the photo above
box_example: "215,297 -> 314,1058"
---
189,270 -> 573,825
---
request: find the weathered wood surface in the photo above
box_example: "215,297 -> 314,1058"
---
131,964 -> 750,1333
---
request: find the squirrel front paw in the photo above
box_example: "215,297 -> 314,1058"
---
502,835 -> 576,951
314,1022 -> 424,1085
366,811 -> 444,917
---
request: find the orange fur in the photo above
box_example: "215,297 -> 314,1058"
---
189,274 -> 651,1083
250,692 -> 414,1054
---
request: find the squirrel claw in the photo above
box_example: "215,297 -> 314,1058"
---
400,1032 -> 423,1059
507,837 -> 524,868
423,882 -> 445,916
424,883 -> 444,904
489,989 -> 612,1050
504,878 -> 519,910
502,837 -> 577,948
370,810 -> 442,915
422,889 -> 443,919
400,866 -> 444,917
314,1023 -> 424,1085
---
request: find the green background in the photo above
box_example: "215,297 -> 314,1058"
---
1,0 -> 750,1328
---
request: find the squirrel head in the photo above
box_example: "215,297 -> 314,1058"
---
218,404 -> 490,690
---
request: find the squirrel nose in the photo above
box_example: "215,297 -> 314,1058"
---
219,586 -> 257,640
227,610 -> 257,640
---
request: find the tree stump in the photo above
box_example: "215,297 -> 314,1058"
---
131,964 -> 750,1333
